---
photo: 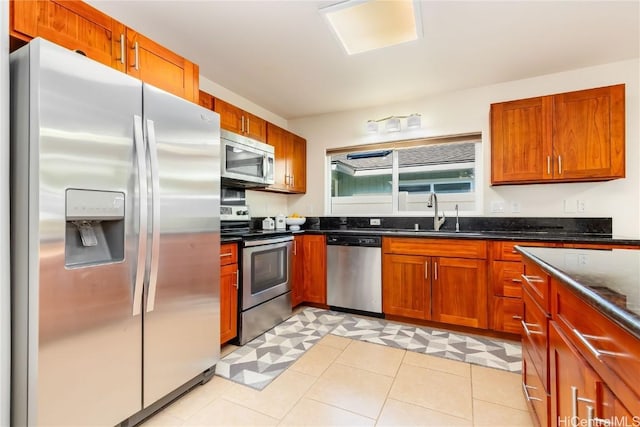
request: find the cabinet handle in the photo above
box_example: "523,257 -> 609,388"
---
290,175 -> 294,187
522,383 -> 542,402
434,262 -> 438,280
511,249 -> 519,254
522,274 -> 544,285
547,156 -> 551,175
558,155 -> 563,175
512,315 -> 522,320
293,240 -> 297,256
572,329 -> 619,360
246,117 -> 250,134
424,261 -> 429,279
118,33 -> 125,64
132,41 -> 139,71
521,320 -> 542,336
233,270 -> 239,288
571,386 -> 595,422
587,405 -> 611,427
511,278 -> 522,283
220,252 -> 233,258
241,116 -> 245,133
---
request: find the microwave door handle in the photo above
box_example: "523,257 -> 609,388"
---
263,154 -> 268,181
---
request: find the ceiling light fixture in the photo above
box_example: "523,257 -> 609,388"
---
366,114 -> 421,133
320,0 -> 423,55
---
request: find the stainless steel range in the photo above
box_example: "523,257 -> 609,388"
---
220,200 -> 293,345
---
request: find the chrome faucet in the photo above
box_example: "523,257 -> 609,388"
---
427,192 -> 446,231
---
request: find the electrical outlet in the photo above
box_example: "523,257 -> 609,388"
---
490,201 -> 505,213
511,202 -> 521,213
564,199 -> 577,213
577,200 -> 586,213
370,218 -> 381,226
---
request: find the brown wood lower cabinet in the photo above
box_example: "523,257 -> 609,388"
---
382,254 -> 430,319
290,234 -> 326,306
382,237 -> 487,329
291,235 -> 304,307
220,243 -> 238,344
549,323 -> 634,427
432,257 -> 487,328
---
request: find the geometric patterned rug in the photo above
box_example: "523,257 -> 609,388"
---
215,307 -> 521,390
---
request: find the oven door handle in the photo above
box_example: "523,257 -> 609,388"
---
244,235 -> 294,247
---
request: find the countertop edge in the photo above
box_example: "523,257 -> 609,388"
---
515,246 -> 640,341
300,229 -> 640,245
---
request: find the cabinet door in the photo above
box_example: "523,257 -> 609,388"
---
289,134 -> 307,193
303,235 -> 326,304
11,0 -> 126,71
553,84 -> 625,180
198,90 -> 213,110
432,257 -> 488,328
244,112 -> 267,143
214,98 -> 244,134
491,96 -> 553,184
382,254 -> 430,320
220,263 -> 238,344
127,29 -> 198,102
550,322 -> 598,427
291,236 -> 305,307
266,122 -> 289,191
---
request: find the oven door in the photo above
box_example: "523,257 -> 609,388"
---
242,236 -> 293,310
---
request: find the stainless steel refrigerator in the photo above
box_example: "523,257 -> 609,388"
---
10,38 -> 221,426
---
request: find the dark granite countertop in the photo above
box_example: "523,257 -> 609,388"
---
516,246 -> 640,340
302,228 -> 640,246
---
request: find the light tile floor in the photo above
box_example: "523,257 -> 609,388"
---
142,336 -> 534,427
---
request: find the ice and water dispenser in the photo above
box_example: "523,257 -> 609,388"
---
65,189 -> 125,268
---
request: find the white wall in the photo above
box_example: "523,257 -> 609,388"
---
1,1 -> 10,424
288,59 -> 640,238
199,76 -> 288,129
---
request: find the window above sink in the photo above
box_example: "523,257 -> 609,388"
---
327,133 -> 481,215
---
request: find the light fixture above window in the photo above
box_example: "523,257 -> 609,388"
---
366,114 -> 421,133
320,0 -> 423,55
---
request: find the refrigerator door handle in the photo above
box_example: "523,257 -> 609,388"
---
133,115 -> 148,316
145,119 -> 161,312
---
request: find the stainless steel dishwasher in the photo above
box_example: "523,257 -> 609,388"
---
326,234 -> 382,316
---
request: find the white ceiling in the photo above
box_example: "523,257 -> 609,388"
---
87,1 -> 639,120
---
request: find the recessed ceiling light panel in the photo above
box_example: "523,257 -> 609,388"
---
321,0 -> 423,55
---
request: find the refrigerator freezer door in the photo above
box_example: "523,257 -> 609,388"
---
142,84 -> 220,407
10,39 -> 143,426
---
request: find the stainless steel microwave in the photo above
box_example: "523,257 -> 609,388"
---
220,129 -> 275,187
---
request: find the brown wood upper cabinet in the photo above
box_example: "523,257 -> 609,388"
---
266,123 -> 307,194
10,0 -> 199,103
198,90 -> 214,110
214,98 -> 267,142
126,29 -> 198,102
491,84 -> 625,185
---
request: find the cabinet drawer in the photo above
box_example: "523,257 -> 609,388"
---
522,288 -> 549,392
553,282 -> 640,410
220,243 -> 238,266
493,241 -> 526,261
522,258 -> 550,313
523,346 -> 549,427
492,297 -> 523,334
492,260 -> 523,297
383,237 -> 487,259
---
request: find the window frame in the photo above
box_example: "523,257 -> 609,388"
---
325,133 -> 483,216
